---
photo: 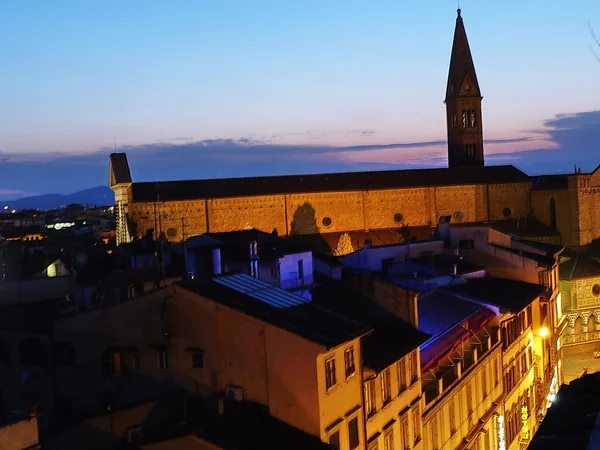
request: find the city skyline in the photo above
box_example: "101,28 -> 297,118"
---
1,0 -> 599,199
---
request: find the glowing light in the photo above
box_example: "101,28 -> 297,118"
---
521,406 -> 530,440
498,415 -> 506,450
2,206 -> 7,210
538,327 -> 549,338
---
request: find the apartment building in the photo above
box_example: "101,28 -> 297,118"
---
418,291 -> 503,450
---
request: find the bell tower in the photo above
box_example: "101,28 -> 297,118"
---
445,9 -> 484,168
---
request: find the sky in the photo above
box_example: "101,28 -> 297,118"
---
0,0 -> 599,199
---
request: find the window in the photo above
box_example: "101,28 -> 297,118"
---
103,350 -> 121,376
398,358 -> 407,390
132,354 -> 140,370
192,350 -> 204,369
325,357 -> 337,390
462,110 -> 467,127
593,284 -> 600,297
348,417 -> 359,450
384,430 -> 394,450
412,407 -> 421,443
381,368 -> 391,404
329,431 -> 340,450
365,380 -> 376,415
408,352 -> 418,383
400,420 -> 409,449
322,217 -> 332,227
345,347 -> 356,378
466,382 -> 473,414
549,198 -> 557,229
482,367 -> 488,399
158,350 -> 168,370
503,207 -> 512,218
449,399 -> 456,433
394,213 -> 404,223
451,113 -> 457,129
430,416 -> 439,450
465,143 -> 477,159
459,239 -> 475,249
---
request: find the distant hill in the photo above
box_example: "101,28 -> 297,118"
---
2,186 -> 114,210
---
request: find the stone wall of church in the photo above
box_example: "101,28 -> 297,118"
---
207,195 -> 287,234
487,182 -> 531,220
363,188 -> 431,229
573,173 -> 600,247
531,189 -> 573,247
287,191 -> 365,235
125,181 -> 537,241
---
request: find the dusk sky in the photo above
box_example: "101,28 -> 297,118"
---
1,0 -> 599,200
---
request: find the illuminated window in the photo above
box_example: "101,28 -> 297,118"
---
325,357 -> 337,390
408,352 -> 418,383
365,380 -> 376,415
412,406 -> 421,443
400,419 -> 409,449
430,415 -> 439,450
449,399 -> 456,433
466,381 -> 473,414
345,347 -> 356,378
482,367 -> 488,399
384,430 -> 394,450
381,368 -> 391,404
398,358 -> 407,390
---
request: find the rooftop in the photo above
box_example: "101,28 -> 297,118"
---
392,253 -> 485,278
531,173 -> 570,191
440,276 -> 546,313
418,291 -> 484,338
187,229 -> 313,260
129,165 -> 530,202
310,281 -> 429,372
179,274 -> 371,349
529,371 -> 600,450
194,400 -> 334,450
560,253 -> 600,280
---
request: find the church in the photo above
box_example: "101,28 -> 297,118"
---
109,10 -> 600,249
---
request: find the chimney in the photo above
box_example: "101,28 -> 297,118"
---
212,248 -> 222,276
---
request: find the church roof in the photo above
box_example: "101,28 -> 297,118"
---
129,164 -> 530,202
531,174 -> 570,191
445,9 -> 481,102
109,153 -> 132,186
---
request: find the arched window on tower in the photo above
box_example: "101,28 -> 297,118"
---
549,198 -> 557,229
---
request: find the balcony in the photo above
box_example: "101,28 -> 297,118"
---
280,274 -> 314,291
422,325 -> 501,407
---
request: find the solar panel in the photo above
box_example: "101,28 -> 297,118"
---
214,274 -> 311,309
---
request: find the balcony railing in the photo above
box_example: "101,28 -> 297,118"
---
280,274 -> 314,290
422,325 -> 501,407
563,331 -> 600,345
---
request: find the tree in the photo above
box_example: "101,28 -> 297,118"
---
333,233 -> 354,256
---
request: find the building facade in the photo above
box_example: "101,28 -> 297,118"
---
109,10 -> 600,249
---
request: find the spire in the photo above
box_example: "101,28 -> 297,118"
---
445,8 -> 481,102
